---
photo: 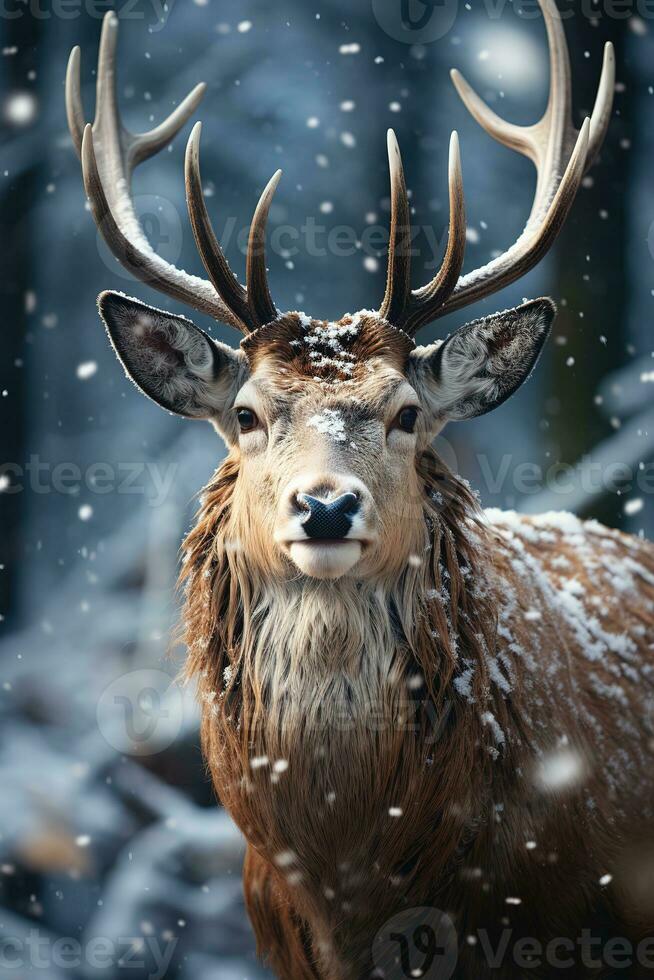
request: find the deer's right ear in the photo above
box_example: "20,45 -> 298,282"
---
98,292 -> 248,442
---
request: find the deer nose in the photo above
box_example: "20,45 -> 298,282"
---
295,492 -> 360,540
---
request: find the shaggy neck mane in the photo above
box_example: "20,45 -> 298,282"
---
180,448 -> 539,969
182,447 -> 528,769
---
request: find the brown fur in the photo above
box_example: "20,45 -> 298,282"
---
242,313 -> 414,383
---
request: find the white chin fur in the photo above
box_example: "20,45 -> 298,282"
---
289,541 -> 363,580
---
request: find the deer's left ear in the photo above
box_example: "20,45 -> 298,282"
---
408,298 -> 555,422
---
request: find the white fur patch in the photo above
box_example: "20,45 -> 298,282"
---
306,408 -> 347,442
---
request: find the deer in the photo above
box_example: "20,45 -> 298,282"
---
66,4 -> 654,978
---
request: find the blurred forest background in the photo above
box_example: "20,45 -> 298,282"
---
1,0 -> 653,976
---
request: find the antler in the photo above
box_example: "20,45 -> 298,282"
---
380,0 -> 615,337
184,122 -> 281,330
66,11 -> 280,334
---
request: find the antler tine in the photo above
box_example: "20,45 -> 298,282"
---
445,117 -> 590,316
448,71 -> 533,160
65,45 -> 85,156
184,122 -> 253,329
379,131 -> 467,337
67,11 -> 249,332
450,0 -> 577,220
185,126 -> 281,332
94,10 -> 208,168
80,125 -> 240,325
395,0 -> 615,330
380,130 -> 413,325
133,83 -> 207,166
451,0 -> 615,212
94,8 -> 120,133
246,170 -> 283,327
404,132 -> 466,336
587,42 -> 616,168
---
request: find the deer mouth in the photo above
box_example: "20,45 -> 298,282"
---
287,539 -> 365,580
288,537 -> 369,547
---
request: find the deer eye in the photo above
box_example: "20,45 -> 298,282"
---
236,408 -> 259,433
395,406 -> 420,434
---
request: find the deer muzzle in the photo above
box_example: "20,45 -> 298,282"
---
276,476 -> 377,579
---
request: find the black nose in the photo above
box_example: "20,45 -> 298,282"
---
296,492 -> 360,540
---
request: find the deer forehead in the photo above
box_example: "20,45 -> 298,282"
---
237,312 -> 417,422
241,312 -> 414,378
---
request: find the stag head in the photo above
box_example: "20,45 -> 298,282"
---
68,4 -> 614,581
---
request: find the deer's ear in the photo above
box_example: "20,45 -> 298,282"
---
409,298 -> 555,423
98,291 -> 247,436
